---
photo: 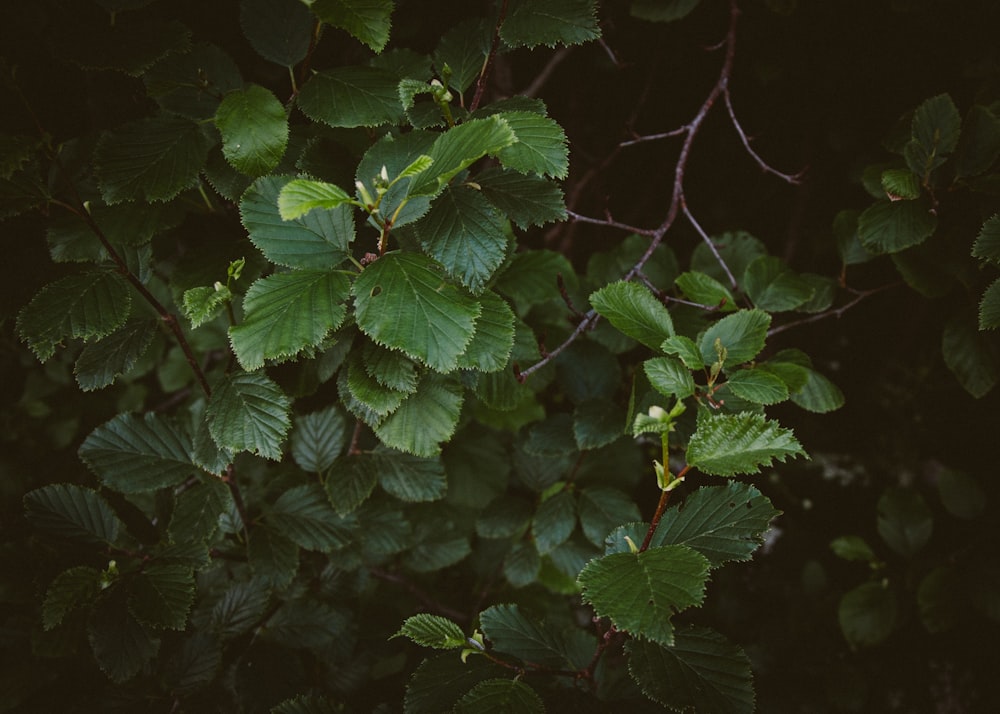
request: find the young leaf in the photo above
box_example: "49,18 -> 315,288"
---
374,373 -> 464,457
857,199 -> 937,254
291,406 -> 348,473
276,179 -> 355,220
42,566 -> 103,630
24,484 -> 122,545
18,271 -> 132,362
409,116 -> 518,197
674,271 -> 737,311
353,252 -> 481,372
129,564 -> 195,630
297,66 -> 404,128
476,167 -> 567,229
645,356 -> 696,399
725,368 -> 789,405
501,0 -> 600,48
229,270 -> 351,371
392,613 -> 466,649
590,280 -> 675,349
742,256 -> 814,312
239,0 -> 313,66
533,489 -> 576,554
626,627 -> 754,714
75,318 -> 159,391
311,0 -> 394,53
371,449 -> 448,502
215,84 -> 288,177
454,679 -> 545,714
267,483 -> 352,552
206,371 -> 292,460
88,588 -> 160,683
94,115 -> 210,204
662,334 -> 706,370
904,93 -> 961,178
686,410 -> 806,477
578,545 -> 711,645
456,290 -> 516,373
79,413 -> 195,493
493,111 -> 569,178
698,309 -> 771,367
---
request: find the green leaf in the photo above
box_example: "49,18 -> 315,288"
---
674,271 -> 737,311
94,115 -> 209,204
416,185 -> 509,294
182,285 -> 231,329
371,449 -> 448,502
393,613 -> 466,649
857,200 -> 937,254
573,399 -> 626,450
479,603 -> 590,669
492,111 -> 569,178
169,477 -> 232,544
276,179 -> 354,220
476,167 -> 566,229
312,0 -> 393,52
626,627 -> 754,714
686,410 -> 806,477
724,368 -> 789,405
590,281 -> 675,349
75,318 -> 158,391
297,66 -> 404,128
404,654 -> 506,714
972,214 -> 1000,265
292,406 -> 348,473
216,85 -> 289,177
17,271 -> 132,362
631,0 -> 702,22
144,42 -> 243,121
661,334 -> 705,370
324,454 -> 378,515
533,489 -> 576,554
456,290 -> 516,372
645,356 -> 696,399
742,256 -> 814,312
211,582 -> 271,640
42,566 -> 102,630
880,168 -> 921,200
272,695 -> 340,714
248,525 -> 299,588
88,588 -> 160,683
904,94 -> 961,178
454,679 -> 545,714
476,496 -> 531,539
503,540 -> 541,587
241,175 -> 354,269
374,373 -> 464,457
206,371 -> 292,460
353,252 -> 481,372
698,309 -> 771,367
577,487 -> 642,547
833,209 -> 875,266
163,632 -> 222,697
690,231 -> 766,286
344,354 -> 410,416
79,413 -> 195,493
435,18 -> 492,92
955,105 -> 1000,178
64,12 -> 190,75
937,468 -> 986,520
268,483 -> 352,551
410,116 -> 518,197
830,535 -> 877,563
262,599 -> 352,651
495,249 -> 576,314
838,582 -> 898,648
578,545 -> 710,645
501,0 -> 600,48
239,0 -> 314,66
364,341 -> 420,391
877,487 -> 933,558
229,270 -> 351,371
129,564 -> 195,630
790,365 -> 845,413
942,313 -> 998,398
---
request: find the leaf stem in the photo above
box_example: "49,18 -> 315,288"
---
641,464 -> 691,552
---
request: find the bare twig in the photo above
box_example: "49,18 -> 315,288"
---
767,283 -> 900,337
722,88 -> 805,184
682,200 -> 739,289
566,210 -> 656,236
470,0 -> 510,112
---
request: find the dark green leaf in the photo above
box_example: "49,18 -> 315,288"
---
129,564 -> 195,630
556,340 -> 621,403
476,167 -> 566,229
645,356 -> 696,400
216,85 -> 289,177
880,168 -> 921,200
742,256 -> 814,312
169,477 -> 232,544
590,280 -> 675,349
88,588 -> 159,683
937,468 -> 986,520
268,483 -> 352,551
904,94 -> 961,178
479,603 -> 593,669
833,209 -> 876,266
632,0 -> 702,22
942,313 -> 998,398
830,536 -> 877,563
877,487 -> 933,558
312,0 -> 394,53
493,111 -> 569,178
838,582 -> 898,648
577,487 -> 642,547
443,426 -> 510,508
374,373 -> 464,457
144,42 -> 243,121
372,449 -> 448,502
980,278 -> 1000,330
297,66 -> 404,128
393,613 -> 466,649
403,654 -> 505,714
345,354 -> 411,416
494,249 -> 576,314
324,454 -> 378,515
503,540 -> 541,587
918,566 -> 965,634
42,566 -> 103,630
435,18 -> 492,93
454,678 -> 545,713
533,489 -> 576,554
477,496 -> 533,539
725,368 -> 789,405
75,318 -> 158,391
686,410 -> 806,477
240,0 -> 314,66
698,309 -> 771,367
857,199 -> 937,254
292,406 -> 348,473
248,525 -> 299,588
262,599 -> 351,651
456,290 -> 516,372
573,399 -> 626,450
972,214 -> 1000,264
501,0 -> 600,48
206,371 -> 292,461
64,14 -> 189,75
164,633 -> 222,696
955,105 -> 1000,178
790,365 -> 845,413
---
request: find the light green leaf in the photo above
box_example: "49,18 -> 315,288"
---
698,309 -> 771,367
229,270 -> 351,371
292,406 -> 348,473
877,487 -> 933,558
416,185 -> 509,294
374,373 -> 464,457
311,0 -> 394,53
661,334 -> 705,370
725,368 -> 789,405
94,115 -> 209,204
631,0 -> 702,22
904,93 -> 961,178
577,487 -> 642,547
626,627 -> 754,714
501,0 -> 600,48
268,483 -> 352,551
364,341 -> 420,392
409,116 -> 518,197
456,290 -> 516,372
839,582 -> 898,648
371,449 -> 448,502
454,679 -> 545,714
206,371 -> 292,460
476,167 -> 566,229
533,489 -> 576,554
239,0 -> 313,66
75,318 -> 159,391
248,525 -> 299,588
955,105 -> 1000,178
182,285 -> 232,329
578,545 -> 710,645
392,613 -> 466,649
18,271 -> 132,362
277,179 -> 355,220
88,588 -> 160,683
972,214 -> 1000,265
493,111 -> 569,178
645,356 -> 696,399
42,566 -> 102,630
674,271 -> 737,311
686,410 -> 806,477
129,564 -> 195,630
215,85 -> 289,177
590,280 -> 675,349
79,413 -> 195,493
24,484 -> 122,545
942,313 -> 998,398
241,175 -> 353,269
297,66 -> 404,128
857,199 -> 937,254
742,256 -> 814,312
324,454 -> 378,515
353,252 -> 481,372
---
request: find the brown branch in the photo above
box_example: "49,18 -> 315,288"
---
722,87 -> 805,185
470,0 -> 510,112
767,282 -> 901,338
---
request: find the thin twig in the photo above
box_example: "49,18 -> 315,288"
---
566,210 -> 657,236
470,0 -> 510,112
767,283 -> 900,337
722,88 -> 805,184
682,199 -> 739,289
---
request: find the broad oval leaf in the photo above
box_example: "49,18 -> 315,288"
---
75,318 -> 158,391
129,564 -> 195,630
206,371 -> 292,460
857,199 -> 937,255
409,116 -> 518,197
698,309 -> 771,367
645,356 -> 696,399
311,0 -> 394,53
297,65 -> 404,128
215,84 -> 289,177
291,406 -> 348,474
24,484 -> 123,545
501,0 -> 600,48
725,368 -> 789,405
838,582 -> 898,648
239,0 -> 313,66
374,373 -> 464,457
876,487 -> 933,558
590,280 -> 675,349
685,410 -> 806,477
476,167 -> 567,229
371,449 -> 448,502
904,93 -> 961,178
43,566 -> 103,630
268,483 -> 352,551
674,271 -> 737,312
88,587 -> 160,683
494,111 -> 569,178
454,678 -> 545,714
532,489 -> 576,554
742,255 -> 814,312
277,179 -> 354,220
479,603 -> 592,670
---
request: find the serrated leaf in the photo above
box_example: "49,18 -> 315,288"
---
292,406 -> 348,473
94,115 -> 209,204
240,0 -> 313,66
454,679 -> 545,713
277,179 -> 355,220
371,449 -> 447,502
661,335 -> 705,370
410,116 -> 518,197
75,318 -> 158,391
169,478 -> 232,544
686,410 -> 806,477
206,371 -> 292,460
229,270 -> 351,371
406,536 -> 472,572
272,695 -> 340,714
578,545 -> 710,645
268,483 -> 352,551
942,313 -> 998,398
674,271 -> 737,311
493,111 -> 569,178
325,454 -> 378,514
374,373 -> 464,457
857,199 -> 937,254
698,309 -> 771,367
79,413 -> 195,493
838,582 -> 898,648
416,185 -> 509,294
880,168 -> 921,200
742,256 -> 814,312
211,582 -> 271,640
494,249 -> 576,313
577,487 -> 642,546
590,280 -> 675,349
956,105 -> 1000,178
364,341 -> 420,391
129,564 -> 195,630
248,525 -> 299,588
645,356 -> 696,399
504,540 -> 541,587
64,13 -> 189,75
346,352 -> 410,415
42,566 -> 103,630
476,167 -> 566,229
88,587 -> 159,683
17,271 -> 132,362
533,489 -> 576,554
241,175 -> 353,269
479,603 -> 591,669
312,0 -> 393,53
144,42 -> 243,120
435,18 -> 492,93
690,231 -> 766,285
626,627 -> 754,714
904,94 -> 961,178
353,252 -> 481,372
725,369 -> 789,405
163,633 -> 222,696
393,613 -> 466,649
298,66 -> 404,128
262,599 -> 352,651
476,496 -> 533,538
972,214 -> 1000,264
456,290 -> 516,372
573,399 -> 625,450
403,654 -> 506,714
216,85 -> 289,177
183,285 -> 232,329
501,0 -> 600,48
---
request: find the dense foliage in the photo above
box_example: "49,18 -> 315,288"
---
2,0 -> 999,712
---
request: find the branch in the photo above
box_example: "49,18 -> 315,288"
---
722,87 -> 805,184
767,282 -> 900,337
470,0 -> 510,112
